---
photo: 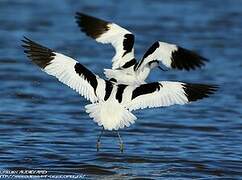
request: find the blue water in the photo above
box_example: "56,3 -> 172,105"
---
0,0 -> 242,179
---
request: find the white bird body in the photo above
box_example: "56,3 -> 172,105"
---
86,100 -> 136,131
104,67 -> 150,85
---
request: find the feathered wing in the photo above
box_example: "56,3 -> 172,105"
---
75,12 -> 136,69
135,41 -> 208,71
124,81 -> 217,111
22,37 -> 105,103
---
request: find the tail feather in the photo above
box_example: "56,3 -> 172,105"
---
85,101 -> 136,130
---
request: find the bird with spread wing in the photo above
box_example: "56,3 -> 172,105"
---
22,37 -> 217,152
75,12 -> 208,85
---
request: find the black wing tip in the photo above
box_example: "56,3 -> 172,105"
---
75,11 -> 88,17
75,11 -> 82,16
21,36 -> 33,47
22,36 -> 29,42
21,36 -> 42,48
21,36 -> 55,68
75,12 -> 85,23
75,11 -> 109,24
171,47 -> 210,71
22,35 -> 30,41
183,83 -> 218,102
21,36 -> 32,50
75,12 -> 91,20
75,12 -> 110,39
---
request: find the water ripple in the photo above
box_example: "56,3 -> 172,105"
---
0,0 -> 241,179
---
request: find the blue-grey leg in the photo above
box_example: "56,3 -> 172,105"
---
97,127 -> 104,152
117,131 -> 124,153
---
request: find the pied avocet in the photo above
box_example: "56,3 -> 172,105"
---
75,12 -> 208,85
22,37 -> 217,152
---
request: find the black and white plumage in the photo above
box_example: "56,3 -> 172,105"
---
75,12 -> 208,85
76,12 -> 135,70
22,37 -> 217,131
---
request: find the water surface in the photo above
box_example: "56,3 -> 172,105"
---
0,0 -> 241,179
